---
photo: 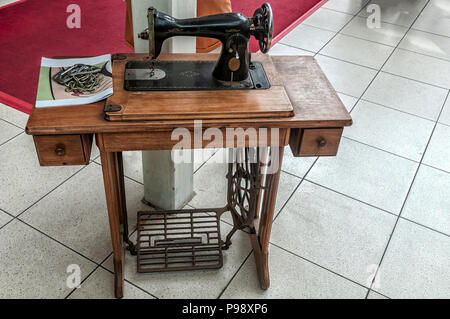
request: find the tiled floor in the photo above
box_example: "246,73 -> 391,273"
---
1,0 -> 449,299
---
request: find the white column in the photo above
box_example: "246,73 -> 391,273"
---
131,0 -> 196,209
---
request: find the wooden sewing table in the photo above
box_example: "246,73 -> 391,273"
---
26,53 -> 352,298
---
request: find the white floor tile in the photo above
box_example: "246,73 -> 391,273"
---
21,164 -> 148,263
269,43 -> 314,56
439,96 -> 450,126
272,181 -> 395,287
413,0 -> 450,37
320,34 -> 394,69
0,220 -> 96,298
0,120 -> 22,145
307,138 -> 418,214
324,0 -> 369,15
279,24 -> 335,53
376,219 -> 450,298
423,123 -> 450,172
382,49 -> 450,89
338,93 -> 359,111
315,54 -> 377,97
363,72 -> 448,120
95,151 -> 143,183
341,16 -> 408,46
221,244 -> 368,299
402,165 -> 450,235
399,29 -> 450,61
69,267 -> 154,299
0,103 -> 29,129
271,171 -> 301,216
359,0 -> 428,27
344,100 -> 435,161
0,209 -> 12,228
303,7 -> 353,32
282,147 -> 316,178
194,148 -> 217,171
103,223 -> 252,298
123,151 -> 143,183
0,133 -> 82,216
188,150 -> 228,209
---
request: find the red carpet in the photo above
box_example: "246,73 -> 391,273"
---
0,0 -> 326,114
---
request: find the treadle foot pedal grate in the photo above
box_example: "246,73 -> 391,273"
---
136,209 -> 223,272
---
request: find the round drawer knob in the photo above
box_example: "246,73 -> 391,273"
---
55,144 -> 66,156
317,138 -> 327,149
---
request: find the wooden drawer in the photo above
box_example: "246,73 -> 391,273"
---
289,128 -> 343,157
33,134 -> 93,166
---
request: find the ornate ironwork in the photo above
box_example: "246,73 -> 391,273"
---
221,147 -> 264,249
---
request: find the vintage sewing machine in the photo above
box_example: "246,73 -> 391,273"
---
25,0 -> 353,300
124,2 -> 274,91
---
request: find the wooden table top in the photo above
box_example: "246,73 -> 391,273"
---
26,53 -> 352,135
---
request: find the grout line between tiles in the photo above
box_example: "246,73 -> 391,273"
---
341,0 -> 434,188
217,250 -> 253,299
323,0 -> 370,16
92,228 -> 160,299
341,136 -> 421,163
0,130 -> 24,148
280,25 -> 450,91
365,66 -> 446,299
283,172 -> 450,239
399,216 -> 449,238
273,42 -> 317,55
421,161 -> 450,175
15,218 -> 102,267
64,250 -> 114,299
194,149 -> 219,174
273,157 -> 321,222
368,290 -> 391,299
410,28 -> 450,40
282,40 -> 450,91
302,178 -> 397,218
14,164 -> 90,219
395,47 -> 450,63
0,163 -> 91,233
307,21 -> 450,64
91,160 -> 144,185
314,4 -> 374,57
359,98 -> 443,122
354,0 -> 429,29
316,53 -> 380,71
380,70 -> 449,90
269,243 -> 370,294
0,117 -> 25,131
312,6 -> 357,18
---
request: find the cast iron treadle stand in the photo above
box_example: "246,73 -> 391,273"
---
221,147 -> 263,250
131,147 -> 266,272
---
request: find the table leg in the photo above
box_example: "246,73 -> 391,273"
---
117,152 -> 137,255
251,146 -> 284,290
99,148 -> 125,299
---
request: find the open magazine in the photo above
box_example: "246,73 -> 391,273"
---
35,54 -> 113,108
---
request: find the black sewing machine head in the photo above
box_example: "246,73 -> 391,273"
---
124,3 -> 274,91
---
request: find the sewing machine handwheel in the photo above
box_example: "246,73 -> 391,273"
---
259,2 -> 273,53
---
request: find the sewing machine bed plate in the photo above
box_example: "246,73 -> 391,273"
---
124,60 -> 270,91
104,54 -> 294,122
